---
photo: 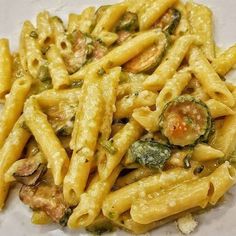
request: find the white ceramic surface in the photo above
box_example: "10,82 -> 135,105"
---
0,0 -> 236,235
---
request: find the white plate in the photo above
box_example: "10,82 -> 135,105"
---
0,0 -> 236,235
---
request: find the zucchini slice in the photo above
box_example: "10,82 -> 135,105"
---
123,32 -> 168,73
153,8 -> 181,35
159,95 -> 213,147
130,140 -> 171,169
116,12 -> 139,32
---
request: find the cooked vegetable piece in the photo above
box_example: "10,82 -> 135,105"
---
160,95 -> 213,147
123,32 -> 168,73
92,40 -> 108,60
86,215 -> 114,235
153,8 -> 181,34
19,184 -> 71,225
130,140 -> 171,169
117,30 -> 132,44
13,159 -> 47,185
37,64 -> 51,82
116,12 -> 139,32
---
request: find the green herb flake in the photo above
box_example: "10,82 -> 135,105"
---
100,140 -> 118,155
97,68 -> 105,76
20,121 -> 30,132
183,154 -> 192,169
194,165 -> 204,175
30,31 -> 38,39
108,211 -> 115,219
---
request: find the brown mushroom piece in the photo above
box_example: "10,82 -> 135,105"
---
13,158 -> 47,186
123,32 -> 168,74
19,184 -> 72,226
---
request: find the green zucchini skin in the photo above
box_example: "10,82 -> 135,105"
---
153,8 -> 181,35
123,31 -> 169,74
130,140 -> 171,169
116,12 -> 139,32
159,95 -> 213,147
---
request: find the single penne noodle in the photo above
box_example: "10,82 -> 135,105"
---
208,162 -> 236,205
212,44 -> 236,76
77,7 -> 96,34
98,119 -> 143,180
114,90 -> 157,119
68,166 -> 122,228
64,75 -> 104,205
143,35 -> 198,91
67,13 -> 81,34
19,21 -> 35,71
46,45 -> 70,89
206,99 -> 235,118
36,88 -> 81,107
25,35 -> 44,79
0,38 -> 12,97
186,2 -> 215,61
70,30 -> 165,81
92,4 -> 127,37
130,178 -> 210,224
51,16 -> 73,57
210,112 -> 236,158
188,47 -> 234,107
0,75 -> 31,148
125,0 -> 149,13
36,11 -> 53,46
192,144 -> 224,162
139,0 -> 178,31
24,97 -> 69,185
102,167 -> 197,220
0,116 -> 31,210
96,68 -> 121,166
114,167 -> 158,189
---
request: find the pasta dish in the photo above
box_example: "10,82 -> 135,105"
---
0,0 -> 236,234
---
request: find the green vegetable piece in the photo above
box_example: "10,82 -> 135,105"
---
123,31 -> 168,73
71,79 -> 84,88
30,31 -> 38,39
130,140 -> 171,169
183,154 -> 192,169
160,95 -> 213,147
100,140 -> 118,155
37,65 -> 51,82
59,208 -> 72,227
116,12 -> 139,32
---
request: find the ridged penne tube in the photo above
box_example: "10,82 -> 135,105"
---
76,7 -> 96,34
92,4 -> 127,37
70,30 -> 165,81
102,168 -> 197,220
96,68 -> 121,165
0,39 -> 12,97
130,178 -> 210,224
25,35 -> 44,79
125,0 -> 151,13
143,35 -> 198,91
68,166 -> 122,228
36,88 -> 81,107
98,119 -> 143,180
64,76 -> 104,205
0,116 -> 31,210
139,0 -> 178,31
24,98 -> 69,185
212,44 -> 236,76
188,47 -> 234,107
0,75 -> 31,148
210,113 -> 236,158
46,45 -> 70,89
206,99 -> 235,118
19,21 -> 35,71
51,16 -> 73,57
186,2 -> 215,61
67,13 -> 81,34
36,11 -> 53,47
192,144 -> 224,162
208,162 -> 236,205
114,90 -> 157,119
133,70 -> 191,132
114,167 -> 158,189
